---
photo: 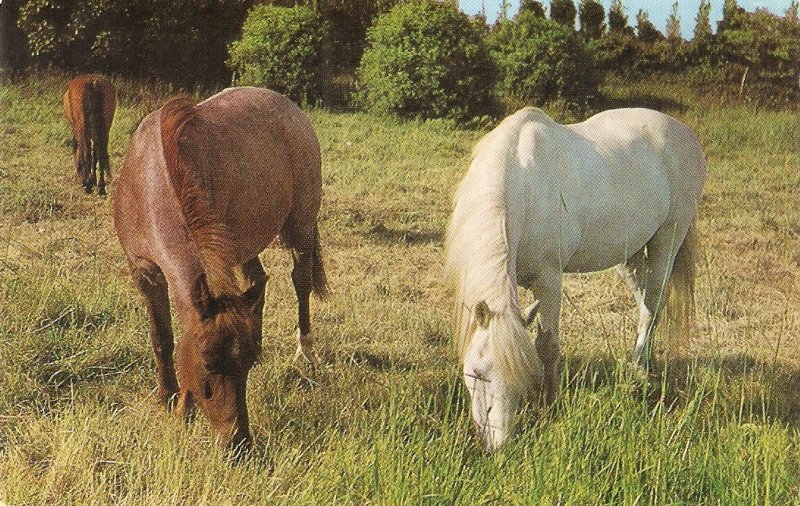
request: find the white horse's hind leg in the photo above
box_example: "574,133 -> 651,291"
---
620,225 -> 686,368
527,272 -> 562,404
616,249 -> 652,367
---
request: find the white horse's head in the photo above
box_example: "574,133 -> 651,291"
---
462,300 -> 542,450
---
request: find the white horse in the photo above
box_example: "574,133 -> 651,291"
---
445,107 -> 706,450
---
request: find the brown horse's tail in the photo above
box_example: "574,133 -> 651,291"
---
312,223 -> 329,299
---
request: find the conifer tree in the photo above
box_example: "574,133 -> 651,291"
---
608,0 -> 628,33
550,0 -> 576,28
666,1 -> 681,43
693,0 -> 712,43
578,0 -> 605,39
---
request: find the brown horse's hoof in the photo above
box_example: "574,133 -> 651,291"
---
293,330 -> 316,367
83,185 -> 93,194
98,187 -> 107,197
158,391 -> 179,411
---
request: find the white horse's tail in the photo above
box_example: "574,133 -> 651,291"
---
664,220 -> 697,350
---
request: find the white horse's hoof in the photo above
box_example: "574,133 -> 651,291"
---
621,358 -> 649,385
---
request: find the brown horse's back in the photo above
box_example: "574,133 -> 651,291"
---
189,87 -> 322,263
115,87 -> 323,306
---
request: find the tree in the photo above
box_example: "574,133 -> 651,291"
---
355,0 -> 496,121
786,0 -> 799,24
264,0 -> 400,73
0,0 -> 29,77
228,5 -> 327,104
15,0 -> 252,86
693,0 -> 712,44
719,0 -> 744,31
608,0 -> 630,34
666,1 -> 681,43
550,0 -> 576,28
578,0 -> 604,39
717,6 -> 800,79
491,12 -> 598,105
636,9 -> 663,43
520,0 -> 546,18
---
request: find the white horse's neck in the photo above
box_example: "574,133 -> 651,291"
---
445,109 -> 549,364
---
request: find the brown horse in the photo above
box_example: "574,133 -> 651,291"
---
114,87 -> 328,452
63,74 -> 116,195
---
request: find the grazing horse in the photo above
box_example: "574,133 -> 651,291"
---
114,87 -> 328,451
445,107 -> 706,450
63,74 -> 115,195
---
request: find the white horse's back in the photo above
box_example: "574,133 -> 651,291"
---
510,108 -> 706,274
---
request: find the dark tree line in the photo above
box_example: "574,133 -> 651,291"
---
2,0 -> 798,107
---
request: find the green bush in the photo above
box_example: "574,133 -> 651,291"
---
355,0 -> 496,121
228,4 -> 327,104
490,12 -> 598,107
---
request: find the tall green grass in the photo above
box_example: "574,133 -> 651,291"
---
0,72 -> 798,504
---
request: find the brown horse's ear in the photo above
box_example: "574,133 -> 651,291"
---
475,300 -> 492,329
192,274 -> 216,320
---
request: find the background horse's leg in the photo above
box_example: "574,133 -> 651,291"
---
242,257 -> 268,346
132,260 -> 179,408
528,272 -> 563,405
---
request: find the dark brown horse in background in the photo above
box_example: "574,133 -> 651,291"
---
114,87 -> 328,452
64,74 -> 115,195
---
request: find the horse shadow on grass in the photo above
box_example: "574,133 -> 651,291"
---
559,353 -> 800,428
363,223 -> 444,246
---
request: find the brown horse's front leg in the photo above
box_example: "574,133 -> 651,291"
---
242,257 -> 268,347
132,260 -> 179,408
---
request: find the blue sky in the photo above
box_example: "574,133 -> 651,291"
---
459,1 -> 796,34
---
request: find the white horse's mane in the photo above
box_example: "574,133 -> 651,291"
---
444,107 -> 546,396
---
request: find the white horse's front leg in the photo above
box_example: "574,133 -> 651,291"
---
528,273 -> 563,405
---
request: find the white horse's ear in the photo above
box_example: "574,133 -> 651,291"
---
475,300 -> 492,328
523,300 -> 540,328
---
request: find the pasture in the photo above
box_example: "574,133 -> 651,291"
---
0,73 -> 798,504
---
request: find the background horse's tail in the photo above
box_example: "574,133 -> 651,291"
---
311,224 -> 329,299
665,220 -> 697,350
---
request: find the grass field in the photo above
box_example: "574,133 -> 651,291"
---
0,72 -> 798,504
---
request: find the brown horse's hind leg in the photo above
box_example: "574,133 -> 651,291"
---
242,257 -> 268,346
291,247 -> 314,362
283,219 -> 317,363
132,260 -> 179,408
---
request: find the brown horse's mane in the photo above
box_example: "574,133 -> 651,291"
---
160,97 -> 240,297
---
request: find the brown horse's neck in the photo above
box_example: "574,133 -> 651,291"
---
159,97 -> 240,299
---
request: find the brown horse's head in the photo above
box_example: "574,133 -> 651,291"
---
175,274 -> 262,452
